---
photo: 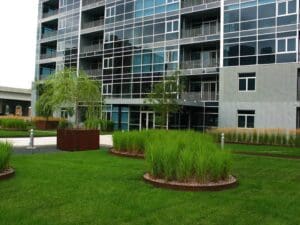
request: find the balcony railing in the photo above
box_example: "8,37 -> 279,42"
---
182,0 -> 220,8
181,91 -> 218,102
84,69 -> 103,76
40,51 -> 57,59
82,19 -> 104,29
41,30 -> 57,39
181,23 -> 220,38
42,9 -> 59,18
82,0 -> 105,6
181,59 -> 219,69
80,43 -> 103,53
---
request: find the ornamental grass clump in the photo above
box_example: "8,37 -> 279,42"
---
0,142 -> 12,172
0,118 -> 30,131
113,130 -> 159,154
145,131 -> 232,183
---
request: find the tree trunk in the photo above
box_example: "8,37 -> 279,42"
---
74,103 -> 79,128
166,113 -> 169,130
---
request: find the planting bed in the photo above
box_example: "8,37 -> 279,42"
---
143,173 -> 237,191
109,148 -> 144,159
0,168 -> 14,180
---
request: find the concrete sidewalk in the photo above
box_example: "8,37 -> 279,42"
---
0,135 -> 113,148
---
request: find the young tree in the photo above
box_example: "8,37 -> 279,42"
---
145,70 -> 183,129
37,68 -> 102,128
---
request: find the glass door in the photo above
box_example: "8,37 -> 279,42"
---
140,112 -> 155,130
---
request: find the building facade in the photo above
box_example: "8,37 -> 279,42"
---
0,86 -> 31,116
35,0 -> 300,130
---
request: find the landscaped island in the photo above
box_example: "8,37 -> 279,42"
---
0,142 -> 14,180
113,130 -> 237,191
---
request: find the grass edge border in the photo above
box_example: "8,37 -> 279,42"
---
109,148 -> 145,159
0,168 -> 15,181
143,173 -> 238,192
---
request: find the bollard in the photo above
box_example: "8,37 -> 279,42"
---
27,129 -> 36,153
221,133 -> 224,150
29,129 -> 34,148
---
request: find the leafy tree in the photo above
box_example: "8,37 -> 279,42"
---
37,68 -> 102,127
35,84 -> 53,120
145,70 -> 183,129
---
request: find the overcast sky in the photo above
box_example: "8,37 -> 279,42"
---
0,0 -> 39,89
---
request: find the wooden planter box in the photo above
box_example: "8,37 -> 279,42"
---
57,129 -> 99,151
35,120 -> 59,130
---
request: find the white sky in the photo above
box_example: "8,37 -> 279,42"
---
0,0 -> 39,89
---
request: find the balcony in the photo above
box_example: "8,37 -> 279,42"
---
181,91 -> 218,102
181,21 -> 219,38
40,51 -> 56,60
81,18 -> 104,30
182,0 -> 220,8
41,30 -> 57,39
42,0 -> 59,19
181,59 -> 219,69
84,69 -> 103,77
80,43 -> 103,53
82,0 -> 105,7
42,9 -> 58,19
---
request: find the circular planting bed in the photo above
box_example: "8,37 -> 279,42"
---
109,149 -> 144,159
143,173 -> 238,191
0,168 -> 15,180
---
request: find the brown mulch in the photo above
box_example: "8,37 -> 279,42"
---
143,173 -> 238,192
109,149 -> 145,159
0,168 -> 15,180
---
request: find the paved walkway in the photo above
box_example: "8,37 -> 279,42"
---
0,135 -> 113,148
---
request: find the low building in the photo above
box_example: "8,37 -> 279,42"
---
0,86 -> 31,117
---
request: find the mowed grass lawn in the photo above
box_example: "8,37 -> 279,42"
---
0,149 -> 300,225
0,129 -> 57,138
226,143 -> 300,157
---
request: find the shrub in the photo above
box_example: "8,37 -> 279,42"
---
0,142 -> 12,172
145,131 -> 232,182
58,120 -> 73,129
113,130 -> 156,153
0,118 -> 31,130
84,119 -> 114,132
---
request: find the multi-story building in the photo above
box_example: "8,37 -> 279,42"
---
34,0 -> 300,130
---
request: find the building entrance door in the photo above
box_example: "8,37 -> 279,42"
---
140,112 -> 155,130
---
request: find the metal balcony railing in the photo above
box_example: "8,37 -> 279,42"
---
181,25 -> 220,38
182,0 -> 220,8
81,19 -> 104,29
84,69 -> 103,76
40,51 -> 57,59
42,9 -> 59,18
181,59 -> 219,69
181,91 -> 218,101
80,43 -> 103,53
41,30 -> 57,39
82,0 -> 105,6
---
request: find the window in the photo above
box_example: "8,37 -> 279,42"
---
277,38 -> 296,53
238,110 -> 255,128
167,0 -> 178,3
277,0 -> 296,16
238,73 -> 256,91
165,50 -> 178,63
166,20 -> 178,33
104,57 -> 113,69
104,31 -> 114,43
103,84 -> 112,95
106,6 -> 115,18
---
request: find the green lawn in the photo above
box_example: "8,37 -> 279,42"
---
226,143 -> 300,157
0,129 -> 57,138
0,149 -> 299,225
